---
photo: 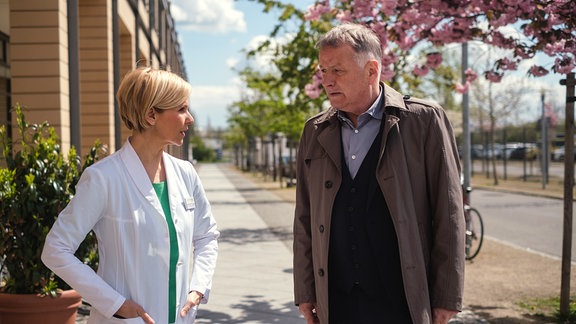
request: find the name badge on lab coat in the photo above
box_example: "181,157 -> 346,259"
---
184,197 -> 195,210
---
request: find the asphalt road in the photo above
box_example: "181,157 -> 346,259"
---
472,188 -> 576,262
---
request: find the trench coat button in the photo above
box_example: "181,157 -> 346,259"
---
319,225 -> 325,233
318,269 -> 325,276
324,180 -> 333,188
350,187 -> 356,193
403,94 -> 411,100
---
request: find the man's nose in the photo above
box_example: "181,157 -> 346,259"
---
322,73 -> 334,87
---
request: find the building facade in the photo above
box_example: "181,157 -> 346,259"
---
0,0 -> 189,159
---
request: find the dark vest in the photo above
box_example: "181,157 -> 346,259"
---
328,121 -> 408,306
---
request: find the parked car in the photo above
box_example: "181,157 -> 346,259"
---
509,144 -> 539,160
551,146 -> 576,161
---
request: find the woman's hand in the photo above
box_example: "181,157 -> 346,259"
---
180,290 -> 203,318
114,299 -> 155,323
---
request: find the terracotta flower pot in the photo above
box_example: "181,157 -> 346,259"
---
0,289 -> 82,324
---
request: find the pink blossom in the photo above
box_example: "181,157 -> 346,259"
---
485,71 -> 503,83
455,82 -> 470,94
544,40 -> 566,56
425,52 -> 443,69
465,69 -> 478,83
553,56 -> 575,74
304,83 -> 323,99
336,10 -> 353,23
381,52 -> 398,66
413,65 -> 429,77
496,57 -> 518,71
380,0 -> 397,16
353,0 -> 377,18
381,68 -> 395,81
528,65 -> 549,77
304,1 -> 331,21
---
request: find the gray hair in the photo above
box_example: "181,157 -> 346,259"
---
316,23 -> 382,68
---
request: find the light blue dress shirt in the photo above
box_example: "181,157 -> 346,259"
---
337,86 -> 384,179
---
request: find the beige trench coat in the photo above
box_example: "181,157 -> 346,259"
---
293,83 -> 465,323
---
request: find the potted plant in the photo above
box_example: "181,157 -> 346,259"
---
0,104 -> 106,323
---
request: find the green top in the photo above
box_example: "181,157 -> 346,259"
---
152,181 -> 179,324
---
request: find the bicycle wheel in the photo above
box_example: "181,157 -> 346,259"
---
465,207 -> 484,260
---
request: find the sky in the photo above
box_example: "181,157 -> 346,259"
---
170,0 -> 314,130
170,0 -> 568,131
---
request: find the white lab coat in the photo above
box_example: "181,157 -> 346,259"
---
42,139 -> 219,323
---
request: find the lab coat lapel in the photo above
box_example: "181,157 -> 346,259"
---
163,154 -> 185,217
119,139 -> 165,217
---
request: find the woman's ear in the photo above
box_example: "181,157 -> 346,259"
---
146,108 -> 156,126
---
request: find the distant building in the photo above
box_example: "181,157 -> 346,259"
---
0,0 -> 189,159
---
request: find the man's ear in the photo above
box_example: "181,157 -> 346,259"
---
367,59 -> 379,81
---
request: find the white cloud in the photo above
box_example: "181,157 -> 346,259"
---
189,84 -> 240,129
236,33 -> 297,73
226,57 -> 239,69
171,0 -> 246,34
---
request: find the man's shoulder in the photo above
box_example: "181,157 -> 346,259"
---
306,107 -> 338,126
401,94 -> 444,111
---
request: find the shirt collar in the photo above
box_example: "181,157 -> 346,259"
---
337,85 -> 384,128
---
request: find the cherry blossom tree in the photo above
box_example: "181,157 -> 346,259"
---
302,0 -> 575,93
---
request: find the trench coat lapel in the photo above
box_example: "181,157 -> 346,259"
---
119,139 -> 165,217
316,117 -> 342,174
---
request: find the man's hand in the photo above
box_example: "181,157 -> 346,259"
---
298,302 -> 320,324
180,290 -> 203,318
114,299 -> 155,323
432,307 -> 458,324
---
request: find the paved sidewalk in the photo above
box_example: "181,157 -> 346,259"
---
195,163 -> 301,323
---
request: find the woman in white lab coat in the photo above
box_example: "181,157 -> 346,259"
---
42,66 -> 219,324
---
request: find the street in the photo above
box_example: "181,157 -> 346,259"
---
472,188 -> 576,262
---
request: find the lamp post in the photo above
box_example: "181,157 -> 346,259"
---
462,42 -> 471,193
541,89 -> 548,189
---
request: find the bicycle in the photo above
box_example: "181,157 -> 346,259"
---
463,186 -> 484,260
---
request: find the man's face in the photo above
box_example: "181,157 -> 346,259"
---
318,44 -> 373,115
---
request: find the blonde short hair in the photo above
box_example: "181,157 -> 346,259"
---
116,67 -> 191,132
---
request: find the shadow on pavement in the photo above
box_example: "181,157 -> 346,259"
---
218,227 -> 292,245
196,299 -> 301,324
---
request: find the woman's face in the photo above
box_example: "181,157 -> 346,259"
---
154,100 -> 194,146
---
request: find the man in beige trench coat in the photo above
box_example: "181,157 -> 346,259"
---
293,23 -> 465,324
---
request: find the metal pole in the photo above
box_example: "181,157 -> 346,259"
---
67,0 -> 81,151
112,0 -> 121,151
541,90 -> 547,189
462,42 -> 471,192
560,72 -> 575,318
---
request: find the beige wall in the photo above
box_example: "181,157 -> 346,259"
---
79,0 -> 115,153
3,0 -> 187,158
9,0 -> 71,148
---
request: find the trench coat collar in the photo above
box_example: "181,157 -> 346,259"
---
311,82 -> 409,172
312,82 -> 409,128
